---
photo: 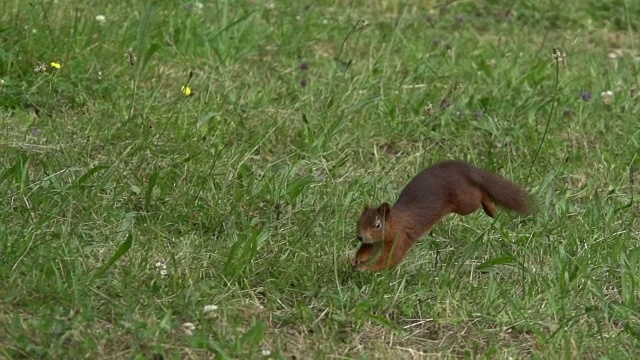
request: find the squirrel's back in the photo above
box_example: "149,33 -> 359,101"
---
394,160 -> 529,217
395,160 -> 473,207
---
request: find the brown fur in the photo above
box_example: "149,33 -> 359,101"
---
353,160 -> 530,271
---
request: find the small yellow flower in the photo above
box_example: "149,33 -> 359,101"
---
50,61 -> 61,69
181,85 -> 193,96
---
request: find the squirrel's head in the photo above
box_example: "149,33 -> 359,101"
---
356,202 -> 391,244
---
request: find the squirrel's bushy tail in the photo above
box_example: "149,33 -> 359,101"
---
470,166 -> 530,215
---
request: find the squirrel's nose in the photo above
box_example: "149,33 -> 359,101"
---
356,235 -> 363,242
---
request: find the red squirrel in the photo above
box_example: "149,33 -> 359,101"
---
353,160 -> 530,272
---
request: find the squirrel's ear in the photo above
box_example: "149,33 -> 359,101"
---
379,202 -> 391,219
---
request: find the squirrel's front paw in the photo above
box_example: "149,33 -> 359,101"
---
354,264 -> 369,272
351,258 -> 368,271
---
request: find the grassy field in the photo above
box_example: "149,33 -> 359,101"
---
2,0 -> 640,358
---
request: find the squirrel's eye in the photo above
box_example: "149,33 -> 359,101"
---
373,219 -> 381,229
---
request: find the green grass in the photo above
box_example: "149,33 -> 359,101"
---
2,0 -> 640,358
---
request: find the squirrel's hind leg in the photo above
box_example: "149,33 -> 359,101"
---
481,192 -> 496,218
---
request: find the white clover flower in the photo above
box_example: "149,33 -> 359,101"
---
261,348 -> 271,356
182,322 -> 196,335
34,62 -> 47,73
154,261 -> 168,276
95,15 -> 106,24
608,49 -> 623,60
601,90 -> 614,105
203,304 -> 219,313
